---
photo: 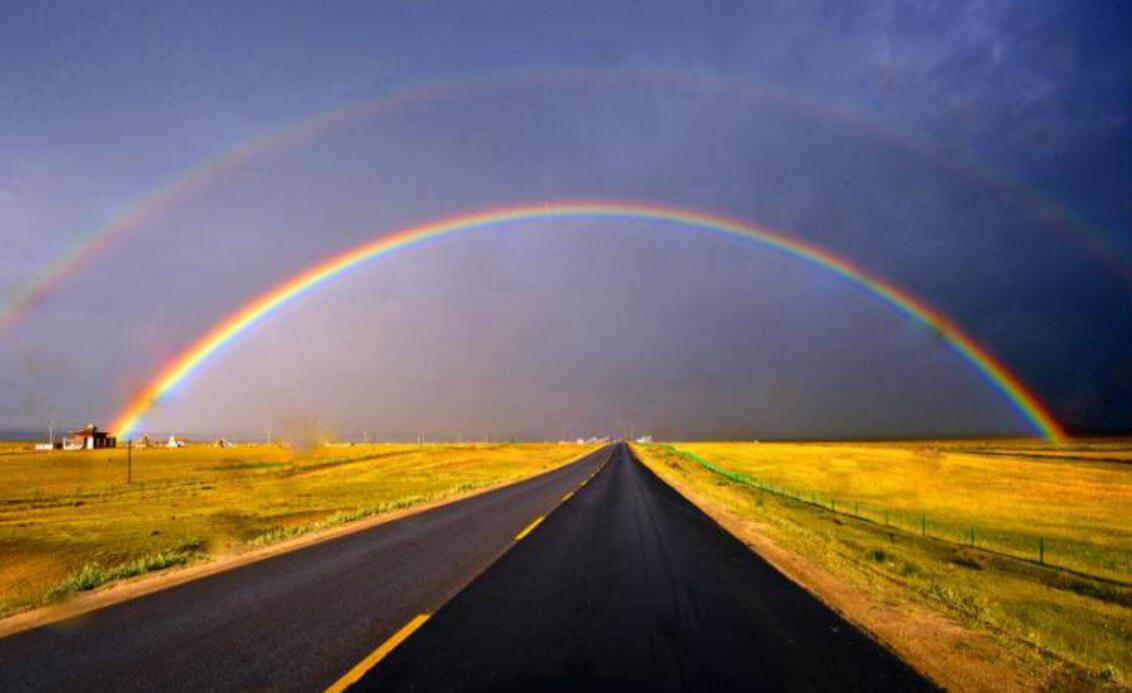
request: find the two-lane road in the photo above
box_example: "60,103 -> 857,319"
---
0,447 -> 611,692
356,443 -> 934,691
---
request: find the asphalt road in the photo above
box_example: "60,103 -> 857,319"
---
0,446 -> 611,692
355,443 -> 935,692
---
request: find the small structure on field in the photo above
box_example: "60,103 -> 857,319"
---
213,438 -> 233,448
135,434 -> 153,448
63,424 -> 117,451
165,434 -> 187,448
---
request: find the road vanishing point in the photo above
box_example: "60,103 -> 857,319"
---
0,444 -> 934,692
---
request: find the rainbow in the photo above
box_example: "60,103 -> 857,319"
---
5,67 -> 1127,340
109,201 -> 1068,442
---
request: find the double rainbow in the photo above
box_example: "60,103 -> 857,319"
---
5,67 -> 1126,341
110,201 -> 1067,442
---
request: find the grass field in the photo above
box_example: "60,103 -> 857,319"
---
0,441 -> 594,618
634,440 -> 1132,690
674,440 -> 1132,579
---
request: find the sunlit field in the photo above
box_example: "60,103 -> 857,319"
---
674,440 -> 1132,579
635,440 -> 1132,689
0,441 -> 594,618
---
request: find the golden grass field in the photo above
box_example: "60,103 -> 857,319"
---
0,441 -> 594,619
676,440 -> 1132,579
634,441 -> 1132,691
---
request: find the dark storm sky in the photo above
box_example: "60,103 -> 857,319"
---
1,1 -> 1128,439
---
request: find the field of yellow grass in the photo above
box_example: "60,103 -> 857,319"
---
0,441 -> 593,619
676,440 -> 1132,579
635,440 -> 1132,691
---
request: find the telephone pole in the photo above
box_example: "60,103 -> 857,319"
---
126,439 -> 133,484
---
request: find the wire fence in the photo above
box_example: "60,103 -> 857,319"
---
647,444 -> 1132,582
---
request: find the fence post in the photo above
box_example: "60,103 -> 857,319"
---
1039,536 -> 1045,565
921,514 -> 926,537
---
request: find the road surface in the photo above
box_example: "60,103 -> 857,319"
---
355,443 -> 934,692
0,447 -> 611,692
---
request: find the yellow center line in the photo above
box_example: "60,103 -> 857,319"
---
325,456 -> 606,692
324,613 -> 430,693
514,516 -> 545,541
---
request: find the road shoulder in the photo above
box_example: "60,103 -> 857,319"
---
630,444 -> 1113,693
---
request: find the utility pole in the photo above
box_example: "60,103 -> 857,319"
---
126,439 -> 133,484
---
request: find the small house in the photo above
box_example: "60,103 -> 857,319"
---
63,424 -> 116,451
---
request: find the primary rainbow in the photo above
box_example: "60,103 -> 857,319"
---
109,201 -> 1068,442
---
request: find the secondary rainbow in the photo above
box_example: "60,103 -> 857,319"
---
6,66 -> 1126,341
109,201 -> 1068,442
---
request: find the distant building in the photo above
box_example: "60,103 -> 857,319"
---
35,441 -> 62,451
635,435 -> 654,443
166,434 -> 186,448
63,424 -> 116,451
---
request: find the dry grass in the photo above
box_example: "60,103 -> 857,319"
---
634,441 -> 1132,691
0,441 -> 593,618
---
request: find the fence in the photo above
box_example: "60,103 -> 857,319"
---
646,444 -> 1131,582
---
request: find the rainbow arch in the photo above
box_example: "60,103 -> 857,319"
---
5,66 -> 1127,341
110,201 -> 1067,442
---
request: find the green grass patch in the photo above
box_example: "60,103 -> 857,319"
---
44,544 -> 207,602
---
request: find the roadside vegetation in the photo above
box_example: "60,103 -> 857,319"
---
634,440 -> 1132,692
0,441 -> 593,618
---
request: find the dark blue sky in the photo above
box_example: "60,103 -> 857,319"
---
1,1 -> 1128,439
